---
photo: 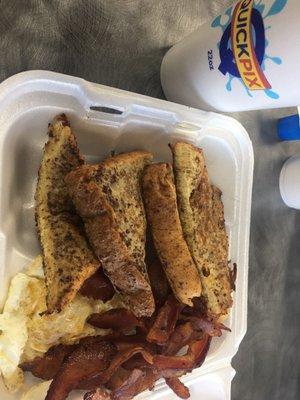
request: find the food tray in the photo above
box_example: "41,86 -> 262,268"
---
0,71 -> 253,399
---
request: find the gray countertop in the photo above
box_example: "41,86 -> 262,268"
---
0,1 -> 299,399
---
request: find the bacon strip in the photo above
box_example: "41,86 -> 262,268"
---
160,369 -> 188,378
20,343 -> 75,380
107,367 -> 132,391
45,341 -> 117,400
165,377 -> 190,399
180,315 -> 228,337
84,368 -> 159,400
113,368 -> 159,400
20,334 -> 151,383
22,290 -> 219,400
147,258 -> 171,306
90,336 -> 209,399
122,354 -> 150,371
20,335 -> 122,381
163,322 -> 203,356
154,335 -> 211,370
147,295 -> 183,345
80,269 -> 115,302
88,309 -> 143,332
182,297 -> 207,317
112,369 -> 145,400
78,346 -> 154,390
229,263 -> 237,291
84,388 -> 111,400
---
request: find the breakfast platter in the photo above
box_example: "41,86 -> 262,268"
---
0,71 -> 253,400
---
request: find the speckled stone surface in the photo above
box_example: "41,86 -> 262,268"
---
0,1 -> 299,399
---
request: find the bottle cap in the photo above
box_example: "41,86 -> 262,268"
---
278,114 -> 300,141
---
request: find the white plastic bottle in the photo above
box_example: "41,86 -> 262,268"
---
161,0 -> 300,112
280,156 -> 300,209
278,109 -> 300,209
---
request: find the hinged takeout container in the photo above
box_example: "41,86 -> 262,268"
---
0,71 -> 253,399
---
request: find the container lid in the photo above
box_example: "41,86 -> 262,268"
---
278,114 -> 300,141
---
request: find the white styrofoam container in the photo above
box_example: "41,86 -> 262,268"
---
0,71 -> 253,400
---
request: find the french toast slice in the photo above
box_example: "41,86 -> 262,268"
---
171,142 -> 232,318
65,151 -> 155,318
142,163 -> 202,306
35,114 -> 99,313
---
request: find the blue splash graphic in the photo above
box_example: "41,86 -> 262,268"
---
212,6 -> 232,32
265,89 -> 280,99
242,81 -> 254,98
211,0 -> 287,100
225,6 -> 233,18
226,75 -> 234,91
261,38 -> 282,70
213,6 -> 232,52
254,0 -> 265,15
265,0 -> 288,17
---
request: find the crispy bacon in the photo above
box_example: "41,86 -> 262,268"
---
147,258 -> 171,306
114,336 -> 156,354
165,377 -> 190,399
92,336 -> 209,399
78,345 -> 154,390
163,322 -> 203,356
20,334 -> 151,384
45,341 -> 117,400
180,315 -> 228,337
80,269 -> 115,302
147,295 -> 183,345
108,369 -> 158,400
20,335 -> 120,381
22,280 -> 223,400
84,387 -> 111,400
107,367 -> 132,391
84,368 -> 158,400
79,333 -> 123,345
109,365 -> 190,399
23,315 -> 215,400
112,369 -> 145,400
182,296 -> 207,317
122,354 -> 149,371
154,335 -> 211,371
20,343 -> 75,380
88,309 -> 143,333
160,369 -> 188,378
229,263 -> 237,291
113,368 -> 159,400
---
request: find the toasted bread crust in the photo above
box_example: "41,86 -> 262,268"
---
35,114 -> 99,313
142,163 -> 202,306
172,142 -> 232,318
65,152 -> 155,318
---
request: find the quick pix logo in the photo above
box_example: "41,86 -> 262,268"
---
212,0 -> 288,99
230,0 -> 270,90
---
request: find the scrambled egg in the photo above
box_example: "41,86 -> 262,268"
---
0,256 -> 122,393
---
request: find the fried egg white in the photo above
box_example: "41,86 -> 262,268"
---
20,380 -> 51,400
0,256 -> 122,393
